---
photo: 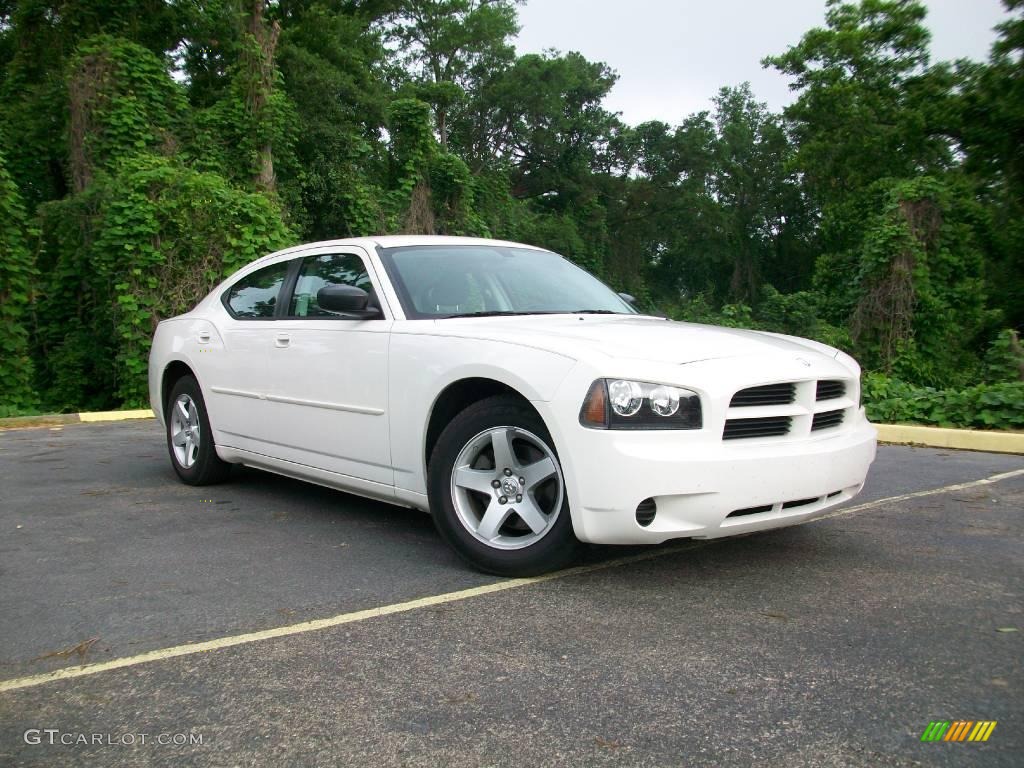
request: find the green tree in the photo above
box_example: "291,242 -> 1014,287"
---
0,146 -> 37,412
275,1 -> 391,238
955,0 -> 1024,327
821,176 -> 989,386
0,0 -> 184,210
383,0 -> 521,149
36,156 -> 294,408
66,35 -> 190,192
710,84 -> 809,302
764,0 -> 953,216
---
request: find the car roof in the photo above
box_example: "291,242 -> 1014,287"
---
254,235 -> 547,268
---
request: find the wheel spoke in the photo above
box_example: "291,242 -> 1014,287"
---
172,427 -> 187,447
454,466 -> 496,494
490,428 -> 518,472
176,399 -> 190,423
514,495 -> 549,534
188,402 -> 199,429
476,500 -> 512,540
522,456 -> 556,492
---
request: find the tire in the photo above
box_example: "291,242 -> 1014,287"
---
428,394 -> 580,576
165,375 -> 231,486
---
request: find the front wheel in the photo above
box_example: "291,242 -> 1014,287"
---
428,395 -> 580,576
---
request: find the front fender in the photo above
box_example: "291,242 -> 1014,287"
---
387,330 -> 578,497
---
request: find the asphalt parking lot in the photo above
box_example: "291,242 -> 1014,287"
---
0,420 -> 1021,767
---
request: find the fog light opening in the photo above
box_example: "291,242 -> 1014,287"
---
635,498 -> 657,527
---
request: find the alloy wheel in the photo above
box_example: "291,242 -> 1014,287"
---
449,426 -> 564,550
170,393 -> 201,469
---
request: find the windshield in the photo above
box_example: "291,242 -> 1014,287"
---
378,245 -> 635,319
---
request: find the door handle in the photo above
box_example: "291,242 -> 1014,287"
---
197,331 -> 211,344
275,333 -> 290,348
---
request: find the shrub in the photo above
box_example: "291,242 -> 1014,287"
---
862,373 -> 1024,430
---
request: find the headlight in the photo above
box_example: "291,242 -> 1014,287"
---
579,379 -> 702,430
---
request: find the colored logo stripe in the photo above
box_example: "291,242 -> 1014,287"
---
969,722 -> 997,742
921,720 -> 996,742
944,721 -> 972,741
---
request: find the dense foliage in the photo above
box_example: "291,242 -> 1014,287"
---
0,0 -> 1021,426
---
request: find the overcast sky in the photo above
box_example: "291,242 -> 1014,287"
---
513,0 -> 1010,126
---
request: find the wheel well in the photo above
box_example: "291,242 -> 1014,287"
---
162,361 -> 195,413
425,378 -> 531,468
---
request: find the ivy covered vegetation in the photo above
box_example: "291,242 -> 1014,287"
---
1,0 -> 1022,426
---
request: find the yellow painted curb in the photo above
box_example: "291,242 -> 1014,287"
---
875,424 -> 1024,454
77,408 -> 155,423
0,409 -> 155,430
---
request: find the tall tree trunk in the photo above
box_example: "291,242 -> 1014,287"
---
729,232 -> 758,304
244,0 -> 280,193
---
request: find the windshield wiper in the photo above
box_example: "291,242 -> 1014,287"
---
443,310 -> 551,319
442,309 -> 622,318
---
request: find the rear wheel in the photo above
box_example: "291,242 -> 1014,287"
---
428,395 -> 579,576
166,375 -> 231,486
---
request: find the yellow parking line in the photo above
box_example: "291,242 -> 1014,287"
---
1,468 -> 1022,694
0,543 -> 708,694
813,468 -> 1024,523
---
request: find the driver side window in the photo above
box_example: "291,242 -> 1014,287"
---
288,253 -> 378,318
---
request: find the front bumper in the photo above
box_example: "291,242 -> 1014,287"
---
538,356 -> 877,545
560,419 -> 875,544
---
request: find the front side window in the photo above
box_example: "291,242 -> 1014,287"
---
224,261 -> 289,318
378,245 -> 635,319
288,253 -> 377,318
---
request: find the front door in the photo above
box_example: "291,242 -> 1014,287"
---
263,249 -> 393,488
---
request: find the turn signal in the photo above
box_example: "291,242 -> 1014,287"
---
580,379 -> 608,427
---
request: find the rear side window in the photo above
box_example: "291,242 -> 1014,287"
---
288,253 -> 377,318
224,262 -> 289,318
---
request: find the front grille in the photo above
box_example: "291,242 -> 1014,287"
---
816,380 -> 846,401
811,409 -> 845,431
730,383 -> 796,407
723,416 -> 792,440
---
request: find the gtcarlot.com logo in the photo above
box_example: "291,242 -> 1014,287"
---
921,720 -> 997,743
24,729 -> 203,747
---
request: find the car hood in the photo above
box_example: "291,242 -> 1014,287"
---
428,314 -> 840,365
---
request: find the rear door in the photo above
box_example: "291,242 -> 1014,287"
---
203,259 -> 291,451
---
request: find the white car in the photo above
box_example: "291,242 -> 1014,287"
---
149,236 -> 876,575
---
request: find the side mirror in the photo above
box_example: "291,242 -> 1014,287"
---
617,291 -> 668,319
317,285 -> 382,319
